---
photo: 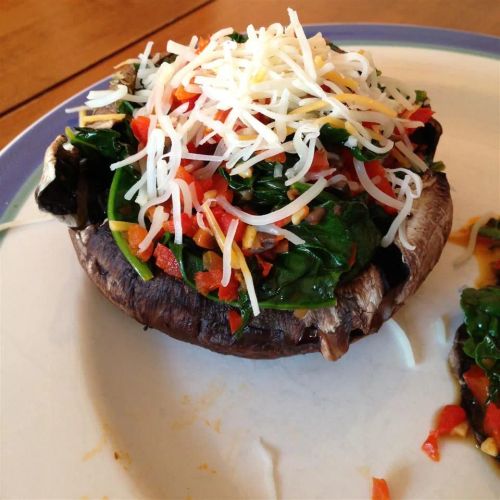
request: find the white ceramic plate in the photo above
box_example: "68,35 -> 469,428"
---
1,25 -> 499,499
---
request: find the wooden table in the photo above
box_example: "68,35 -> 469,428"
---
1,0 -> 498,150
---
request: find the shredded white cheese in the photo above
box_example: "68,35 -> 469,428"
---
85,9 -> 435,314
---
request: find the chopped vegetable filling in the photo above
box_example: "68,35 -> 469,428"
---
67,9 -> 443,334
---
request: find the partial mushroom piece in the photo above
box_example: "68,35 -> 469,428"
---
35,135 -> 84,228
36,133 -> 115,230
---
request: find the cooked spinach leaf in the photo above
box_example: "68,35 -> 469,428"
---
117,100 -> 139,116
108,166 -> 153,281
169,241 -> 204,289
228,31 -> 249,43
257,200 -> 381,308
415,90 -> 428,103
67,127 -> 129,161
319,124 -> 350,146
220,162 -> 290,212
319,123 -> 387,162
461,286 -> 500,404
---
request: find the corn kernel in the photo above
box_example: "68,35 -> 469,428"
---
203,190 -> 218,201
202,250 -> 222,270
250,67 -> 267,83
242,225 -> 257,249
480,437 -> 498,457
450,421 -> 469,438
238,167 -> 253,179
108,220 -> 134,232
292,206 -> 310,225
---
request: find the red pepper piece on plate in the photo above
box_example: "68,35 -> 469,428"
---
371,477 -> 391,500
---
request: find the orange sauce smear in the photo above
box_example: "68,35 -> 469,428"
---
448,216 -> 500,287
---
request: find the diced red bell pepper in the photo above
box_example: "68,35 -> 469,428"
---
364,160 -> 398,215
194,269 -> 223,295
484,403 -> 500,448
212,173 -> 233,202
192,178 -> 214,202
409,107 -> 434,124
211,206 -> 246,243
127,224 -> 154,262
463,364 -> 489,405
435,405 -> 467,436
341,152 -> 397,214
421,404 -> 467,462
274,216 -> 292,228
228,310 -> 243,334
130,116 -> 150,145
371,477 -> 390,500
153,243 -> 182,278
421,430 -> 440,462
218,273 -> 240,302
256,255 -> 273,277
340,148 -> 355,171
176,165 -> 195,185
309,149 -> 329,173
164,213 -> 198,238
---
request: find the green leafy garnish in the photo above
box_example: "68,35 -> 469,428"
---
461,287 -> 500,404
117,100 -> 138,116
319,124 -> 350,146
66,127 -> 129,161
415,90 -> 428,103
228,31 -> 249,43
430,160 -> 446,172
219,162 -> 290,212
478,218 -> 500,241
319,123 -> 387,162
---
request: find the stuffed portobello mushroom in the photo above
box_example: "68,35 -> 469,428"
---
36,10 -> 452,360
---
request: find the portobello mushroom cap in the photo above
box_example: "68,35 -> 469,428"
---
37,133 -> 452,360
35,61 -> 452,359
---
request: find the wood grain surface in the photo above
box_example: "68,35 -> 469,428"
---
0,0 -> 498,150
0,0 -> 209,115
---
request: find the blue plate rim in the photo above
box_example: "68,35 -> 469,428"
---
305,23 -> 499,58
1,23 -> 498,222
